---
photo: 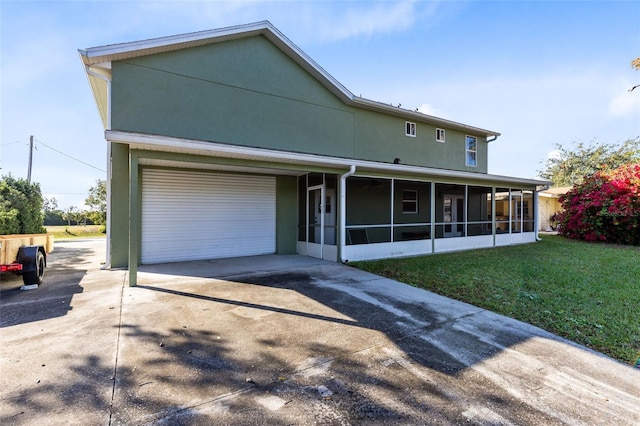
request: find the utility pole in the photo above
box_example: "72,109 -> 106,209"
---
27,135 -> 34,183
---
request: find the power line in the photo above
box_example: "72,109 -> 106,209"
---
1,140 -> 27,147
34,138 -> 106,173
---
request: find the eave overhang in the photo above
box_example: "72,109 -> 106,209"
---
80,21 -> 500,138
106,130 -> 547,188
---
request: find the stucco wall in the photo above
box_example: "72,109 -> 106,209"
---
276,175 -> 298,254
109,142 -> 130,268
111,35 -> 488,173
540,196 -> 562,231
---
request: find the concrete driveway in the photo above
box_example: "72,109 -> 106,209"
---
1,239 -> 638,425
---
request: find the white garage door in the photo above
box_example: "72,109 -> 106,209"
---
141,169 -> 276,264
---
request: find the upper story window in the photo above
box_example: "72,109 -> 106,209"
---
402,190 -> 418,213
466,135 -> 477,167
436,128 -> 445,143
405,122 -> 416,137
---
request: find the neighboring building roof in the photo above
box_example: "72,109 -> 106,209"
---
539,186 -> 572,197
79,21 -> 500,138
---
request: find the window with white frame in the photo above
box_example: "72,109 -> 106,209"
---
466,135 -> 477,167
436,128 -> 445,143
405,121 -> 416,137
402,190 -> 418,214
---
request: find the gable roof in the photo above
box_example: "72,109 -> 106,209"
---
79,21 -> 500,137
539,186 -> 571,197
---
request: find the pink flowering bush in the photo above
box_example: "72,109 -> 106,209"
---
557,163 -> 640,245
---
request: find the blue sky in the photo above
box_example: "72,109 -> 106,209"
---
2,0 -> 639,210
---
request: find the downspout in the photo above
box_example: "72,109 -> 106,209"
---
84,66 -> 112,129
85,65 -> 112,268
339,165 -> 356,262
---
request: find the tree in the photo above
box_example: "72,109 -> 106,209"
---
0,175 -> 46,234
43,197 -> 58,212
85,179 -> 106,225
556,163 -> 640,245
62,206 -> 82,227
538,138 -> 640,187
630,57 -> 640,92
43,197 -> 66,226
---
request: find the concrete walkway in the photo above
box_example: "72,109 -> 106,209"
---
1,239 -> 638,425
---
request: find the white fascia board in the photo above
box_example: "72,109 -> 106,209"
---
107,130 -> 355,168
105,130 -> 547,187
352,97 -> 500,138
261,26 -> 353,102
79,21 -> 354,103
80,21 -> 269,64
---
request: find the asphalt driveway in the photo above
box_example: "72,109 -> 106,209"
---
1,239 -> 638,425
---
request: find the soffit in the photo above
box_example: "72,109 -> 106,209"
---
138,158 -> 303,176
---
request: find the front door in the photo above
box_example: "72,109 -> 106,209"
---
322,189 -> 336,245
306,186 -> 336,259
444,194 -> 464,237
511,192 -> 523,233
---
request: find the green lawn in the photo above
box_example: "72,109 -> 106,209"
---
353,235 -> 640,366
45,225 -> 106,240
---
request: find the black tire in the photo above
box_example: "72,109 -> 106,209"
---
22,251 -> 45,286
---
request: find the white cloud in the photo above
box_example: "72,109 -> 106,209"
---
417,103 -> 446,117
608,90 -> 640,118
122,0 -> 429,44
314,1 -> 419,42
603,73 -> 640,118
546,150 -> 561,161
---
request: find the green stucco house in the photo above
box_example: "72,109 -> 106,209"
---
79,21 -> 547,285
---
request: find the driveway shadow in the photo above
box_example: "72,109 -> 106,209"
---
0,244 -> 88,327
108,317 -> 543,424
137,276 -> 471,375
123,266 -> 570,424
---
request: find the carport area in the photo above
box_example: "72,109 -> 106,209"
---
1,240 -> 639,425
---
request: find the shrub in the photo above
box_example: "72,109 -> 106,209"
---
0,175 -> 46,234
0,206 -> 20,234
557,163 -> 640,245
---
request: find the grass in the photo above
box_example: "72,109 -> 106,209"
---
45,225 -> 106,240
353,235 -> 640,366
